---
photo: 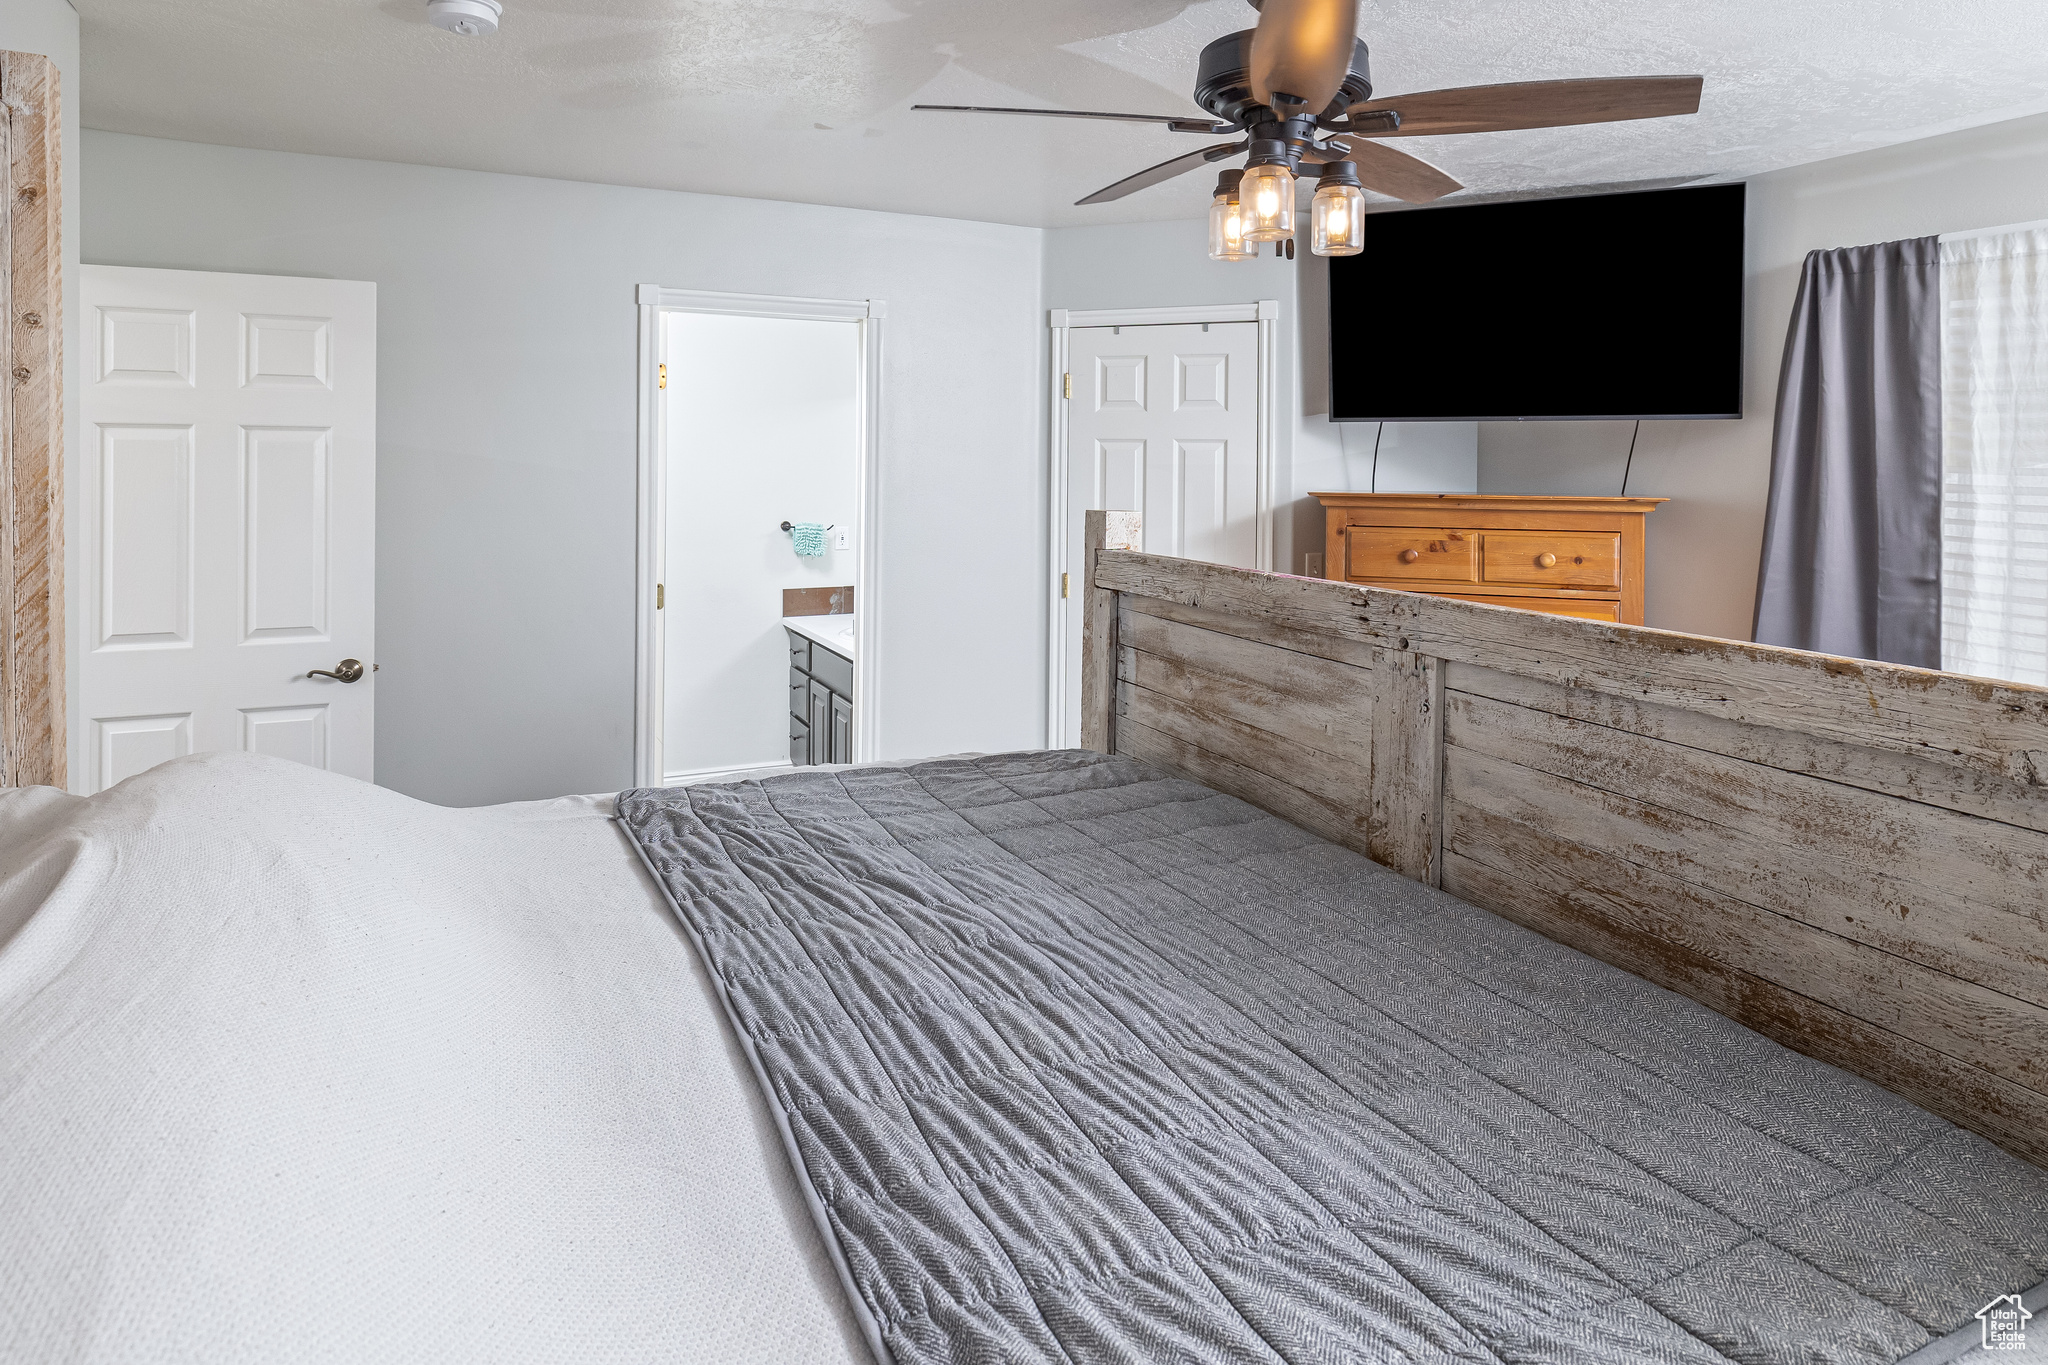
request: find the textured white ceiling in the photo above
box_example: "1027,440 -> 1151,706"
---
75,0 -> 2048,228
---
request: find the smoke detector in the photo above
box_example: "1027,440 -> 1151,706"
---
426,0 -> 501,36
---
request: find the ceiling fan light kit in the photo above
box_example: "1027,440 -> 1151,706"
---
1239,155 -> 1297,242
1208,170 -> 1261,262
913,0 -> 1704,262
1311,161 -> 1366,257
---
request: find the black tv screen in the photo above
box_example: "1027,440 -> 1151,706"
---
1328,183 -> 1746,421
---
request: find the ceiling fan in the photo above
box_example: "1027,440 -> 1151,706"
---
914,0 -> 1703,261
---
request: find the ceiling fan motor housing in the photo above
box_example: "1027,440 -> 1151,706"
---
1196,29 -> 1371,126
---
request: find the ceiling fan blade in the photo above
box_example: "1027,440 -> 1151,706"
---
1248,0 -> 1357,115
1076,140 -> 1248,206
1347,76 -> 1703,137
1327,137 -> 1462,204
911,105 -> 1232,134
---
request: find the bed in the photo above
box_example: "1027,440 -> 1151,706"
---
2,512 -> 2045,1363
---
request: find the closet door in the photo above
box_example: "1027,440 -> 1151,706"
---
1060,320 -> 1261,747
79,267 -> 376,793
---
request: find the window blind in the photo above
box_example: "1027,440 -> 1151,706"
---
1939,227 -> 2048,686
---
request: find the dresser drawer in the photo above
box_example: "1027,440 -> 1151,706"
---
1344,526 -> 1476,583
1481,531 -> 1621,589
809,643 -> 854,697
1430,590 -> 1620,622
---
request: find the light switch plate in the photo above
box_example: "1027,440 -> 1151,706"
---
834,528 -> 850,551
1304,552 -> 1325,578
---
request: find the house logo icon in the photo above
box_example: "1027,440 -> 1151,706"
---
1978,1294 -> 2033,1352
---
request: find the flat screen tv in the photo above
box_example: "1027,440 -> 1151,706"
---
1328,182 -> 1746,422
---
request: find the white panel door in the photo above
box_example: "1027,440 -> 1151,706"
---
1061,321 -> 1260,746
81,267 -> 375,793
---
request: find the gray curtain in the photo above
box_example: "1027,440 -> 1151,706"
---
1753,237 -> 1944,666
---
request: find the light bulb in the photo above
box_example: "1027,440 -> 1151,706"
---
1311,178 -> 1366,257
1240,162 -> 1296,243
1208,192 -> 1259,262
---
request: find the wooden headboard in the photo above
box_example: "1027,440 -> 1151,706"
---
0,50 -> 64,789
1080,512 -> 2048,1168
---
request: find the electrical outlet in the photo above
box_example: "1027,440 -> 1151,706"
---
1304,552 -> 1325,578
834,528 -> 850,551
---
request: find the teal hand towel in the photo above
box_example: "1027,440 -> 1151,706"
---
791,522 -> 828,557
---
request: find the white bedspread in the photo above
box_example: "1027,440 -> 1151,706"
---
0,753 -> 869,1364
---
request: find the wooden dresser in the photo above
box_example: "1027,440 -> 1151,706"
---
1312,493 -> 1666,625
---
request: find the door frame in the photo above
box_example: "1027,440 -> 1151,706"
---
633,285 -> 886,788
1043,300 -> 1278,748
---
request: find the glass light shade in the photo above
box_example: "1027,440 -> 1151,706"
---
1239,162 -> 1295,242
1311,181 -> 1366,256
1208,193 -> 1258,261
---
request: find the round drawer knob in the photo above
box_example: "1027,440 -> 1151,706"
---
1537,552 -> 1558,568
1399,548 -> 1420,563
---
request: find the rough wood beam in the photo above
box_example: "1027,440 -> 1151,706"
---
0,51 -> 64,790
1368,650 -> 1441,886
1444,737 -> 2048,1013
1094,551 -> 2048,787
1450,662 -> 2048,838
1078,510 -> 1140,754
1118,612 -> 1375,766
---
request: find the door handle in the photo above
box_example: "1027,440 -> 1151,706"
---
307,658 -> 365,683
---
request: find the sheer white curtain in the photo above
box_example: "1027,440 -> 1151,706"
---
1940,227 -> 2048,685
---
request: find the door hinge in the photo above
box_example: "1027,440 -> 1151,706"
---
1061,572 -> 1070,599
658,363 -> 668,390
656,583 -> 665,609
1062,372 -> 1071,400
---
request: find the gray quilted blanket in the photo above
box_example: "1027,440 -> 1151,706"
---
616,750 -> 2048,1365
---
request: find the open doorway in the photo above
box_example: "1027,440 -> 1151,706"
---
634,290 -> 882,787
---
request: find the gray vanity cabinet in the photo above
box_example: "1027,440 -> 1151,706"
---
786,627 -> 854,766
830,693 -> 852,764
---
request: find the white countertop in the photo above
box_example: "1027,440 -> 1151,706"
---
783,613 -> 856,662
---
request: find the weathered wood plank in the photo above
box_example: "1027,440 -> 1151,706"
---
1451,662 -> 2048,837
1444,739 -> 2048,1013
1118,680 -> 1371,821
1115,715 -> 1373,857
1444,795 -> 2048,1096
1446,689 -> 2048,928
1124,592 -> 1384,671
0,52 -> 65,790
1442,848 -> 2048,1170
1079,510 -> 1140,754
1368,650 -> 1441,886
1118,612 -> 1373,765
1119,646 -> 1374,770
1095,549 -> 2048,786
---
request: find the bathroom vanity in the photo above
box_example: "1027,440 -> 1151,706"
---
784,615 -> 855,766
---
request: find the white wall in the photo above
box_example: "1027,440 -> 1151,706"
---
81,132 -> 1044,805
663,313 -> 859,779
1480,107 -> 2048,640
1,0 -> 81,787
